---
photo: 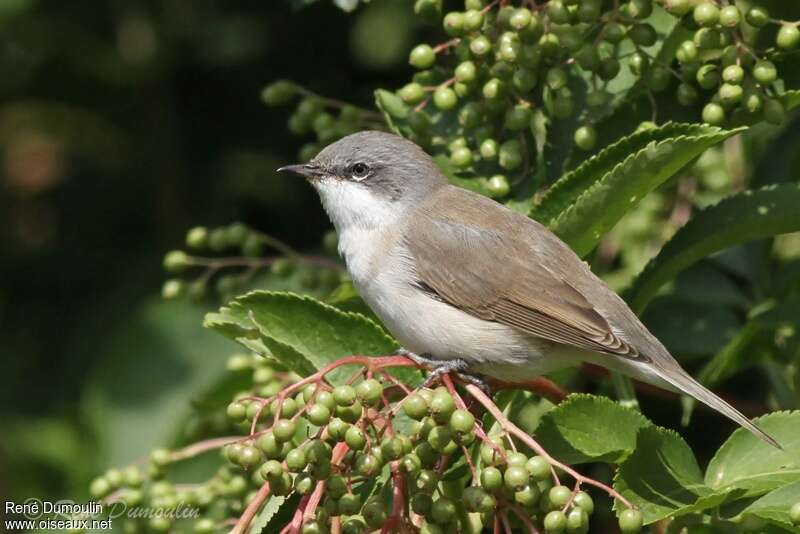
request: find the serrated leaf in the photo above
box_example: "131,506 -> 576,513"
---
627,184 -> 800,314
741,480 -> 800,530
532,122 -> 719,225
534,394 -> 650,464
705,411 -> 800,497
204,291 -> 417,384
250,495 -> 286,534
614,425 -> 715,524
545,123 -> 744,257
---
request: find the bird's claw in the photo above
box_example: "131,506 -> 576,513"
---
396,347 -> 492,396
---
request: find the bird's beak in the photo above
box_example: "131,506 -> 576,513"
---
277,163 -> 322,180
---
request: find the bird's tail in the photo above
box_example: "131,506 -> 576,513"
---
651,362 -> 781,449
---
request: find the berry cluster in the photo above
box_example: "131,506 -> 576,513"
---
90,354 -> 647,533
390,0 -> 797,196
262,81 -> 387,161
161,224 -> 343,301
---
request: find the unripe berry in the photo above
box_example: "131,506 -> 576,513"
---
676,40 -> 698,64
677,83 -> 698,106
598,58 -> 621,81
722,65 -> 744,84
403,393 -> 429,419
703,102 -> 726,125
431,497 -> 457,524
480,139 -> 498,160
450,147 -> 473,168
663,0 -> 690,17
470,35 -> 492,57
574,125 -> 597,151
573,490 -> 594,514
753,60 -> 777,84
745,7 -> 769,28
185,226 -> 208,249
163,250 -> 189,273
544,510 -> 567,533
602,22 -> 626,43
505,105 -> 531,130
333,385 -> 356,406
463,9 -> 484,32
626,0 -> 652,19
443,11 -> 465,36
549,485 -> 572,507
546,67 -> 568,90
409,44 -> 436,69
547,1 -> 571,25
510,8 -> 532,30
778,25 -> 800,50
629,24 -> 657,47
454,61 -> 477,83
577,0 -> 601,22
487,175 -> 510,198
719,6 -> 741,28
566,508 -> 589,533
273,419 -> 296,442
261,80 -> 296,105
499,139 -> 522,170
399,83 -> 425,104
645,66 -> 671,92
161,279 -> 184,299
433,86 -> 457,110
307,403 -> 331,426
694,2 -> 719,27
504,465 -> 530,491
619,509 -> 643,533
696,64 -> 720,90
764,98 -> 786,125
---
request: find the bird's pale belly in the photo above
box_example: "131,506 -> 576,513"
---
353,270 -> 576,382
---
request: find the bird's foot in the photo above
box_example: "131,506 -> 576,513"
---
394,347 -> 492,396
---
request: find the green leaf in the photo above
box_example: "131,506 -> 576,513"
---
205,291 -> 417,385
614,426 -> 718,524
627,183 -> 800,314
534,122 -> 744,257
251,495 -> 286,533
705,411 -> 800,497
741,480 -> 800,529
534,394 -> 650,464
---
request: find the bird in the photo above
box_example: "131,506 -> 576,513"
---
278,130 -> 779,448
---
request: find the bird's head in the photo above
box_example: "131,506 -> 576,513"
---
278,131 -> 447,232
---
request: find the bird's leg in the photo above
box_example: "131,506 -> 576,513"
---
394,347 -> 492,396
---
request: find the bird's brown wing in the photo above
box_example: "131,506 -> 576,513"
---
406,187 -> 645,361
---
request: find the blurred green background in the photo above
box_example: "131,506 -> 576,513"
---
0,0 -> 421,503
3,0 -> 800,511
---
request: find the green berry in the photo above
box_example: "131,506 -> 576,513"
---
546,67 -> 568,90
505,105 -> 531,130
431,497 -> 456,524
719,6 -> 741,27
789,502 -> 800,525
355,378 -> 383,405
409,44 -> 436,69
629,24 -> 657,47
619,509 -> 643,533
480,466 -> 503,492
677,83 -> 698,106
515,484 -> 541,507
161,279 -> 184,299
429,390 -> 456,422
479,139 -> 498,160
286,448 -> 307,471
745,7 -> 769,28
626,0 -> 652,19
694,27 -> 723,49
663,0 -> 691,16
403,394 -> 429,420
549,485 -> 572,507
676,40 -> 698,64
273,419 -> 296,442
470,35 -> 492,57
450,146 -> 473,168
482,78 -> 505,100
719,83 -> 743,104
335,399 -> 363,423
327,417 -> 349,440
227,401 -> 247,422
261,80 -> 296,105
454,61 -> 477,83
547,1 -> 571,25
526,456 -> 550,481
449,409 -> 475,433
238,445 -> 263,468
602,22 -> 626,43
574,125 -> 597,151
566,508 -> 589,533
464,486 -> 497,513
504,465 -> 530,491
414,469 -> 439,494
355,452 -> 381,476
598,58 -> 621,81
696,64 -> 719,90
753,60 -> 777,84
151,448 -> 171,467
586,90 -> 609,108
163,250 -> 189,273
443,11 -> 465,36
499,139 -> 522,170
694,2 -> 719,27
573,490 -> 594,514
427,425 -> 453,452
702,102 -> 726,125
764,98 -> 786,125
185,227 -> 208,249
333,385 -> 356,406
722,65 -> 744,84
510,8 -> 532,30
433,86 -> 457,110
344,426 -> 367,450
544,510 -> 567,533
89,476 -> 111,498
777,25 -> 800,50
399,82 -> 426,104
307,403 -> 332,426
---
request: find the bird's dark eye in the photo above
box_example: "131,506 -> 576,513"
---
350,162 -> 370,180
